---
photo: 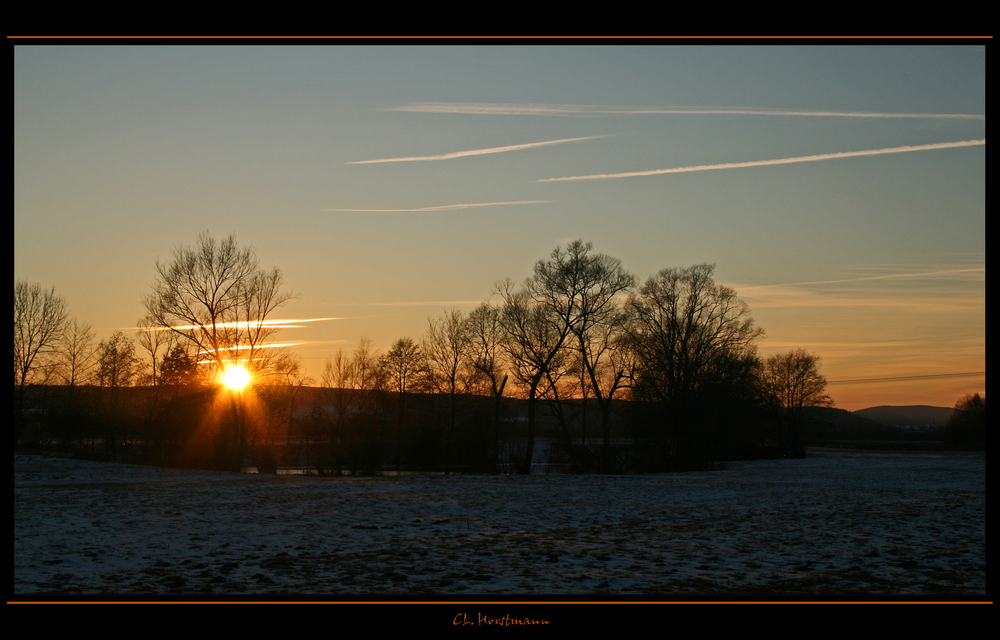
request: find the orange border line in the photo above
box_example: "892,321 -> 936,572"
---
9,600 -> 994,604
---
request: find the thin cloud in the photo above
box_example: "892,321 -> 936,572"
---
199,342 -> 304,354
749,294 -> 982,314
735,264 -> 985,314
329,300 -> 484,308
762,339 -> 918,349
391,103 -> 985,119
155,317 -> 343,331
537,139 -> 986,182
741,284 -> 983,313
326,201 -> 549,212
346,136 -> 605,164
740,267 -> 986,290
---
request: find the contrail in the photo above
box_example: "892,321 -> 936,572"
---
346,136 -> 604,164
391,103 -> 985,119
198,342 -> 304,354
537,139 -> 986,182
155,317 -> 342,331
326,200 -> 549,212
330,300 -> 485,307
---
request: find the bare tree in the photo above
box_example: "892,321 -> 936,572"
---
761,349 -> 832,451
382,336 -> 424,414
467,304 -> 507,397
142,232 -> 296,471
347,337 -> 388,475
94,330 -> 145,459
14,281 -> 69,444
496,276 -> 573,475
58,317 -> 98,387
381,337 -> 424,473
97,331 -> 144,389
316,338 -> 387,475
351,337 -> 386,408
142,232 -> 295,383
50,317 -> 98,450
627,264 -> 764,468
537,240 -> 636,473
317,346 -> 356,476
423,309 -> 475,474
466,303 -> 508,472
252,360 -> 308,473
14,281 -> 69,389
136,315 -> 170,386
629,264 -> 762,405
497,240 -> 637,474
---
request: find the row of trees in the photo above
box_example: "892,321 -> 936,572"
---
301,240 -> 834,473
16,235 -> 838,473
13,282 -> 216,397
14,281 -> 156,449
14,233 -> 301,468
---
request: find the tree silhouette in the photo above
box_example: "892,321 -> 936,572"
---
761,349 -> 832,451
159,342 -> 201,387
94,330 -> 144,459
50,317 -> 98,450
467,303 -> 509,472
318,347 -> 355,475
382,336 -> 424,421
317,338 -> 388,475
142,232 -> 295,383
14,281 -> 69,445
627,264 -> 763,469
497,276 -> 571,474
945,393 -> 985,450
136,315 -> 170,386
142,232 -> 296,470
381,337 -> 425,472
97,331 -> 143,389
58,317 -> 98,387
423,310 -> 475,474
543,240 -> 636,473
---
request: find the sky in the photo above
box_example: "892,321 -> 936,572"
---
14,43 -> 985,411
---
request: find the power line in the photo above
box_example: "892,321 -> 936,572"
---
827,371 -> 985,385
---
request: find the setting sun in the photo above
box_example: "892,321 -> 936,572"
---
221,364 -> 251,391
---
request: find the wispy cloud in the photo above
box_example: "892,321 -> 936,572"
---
537,139 -> 986,182
198,342 -> 304,354
740,267 -> 985,291
346,136 -> 605,164
745,289 -> 983,314
154,317 -> 343,331
326,201 -> 549,212
733,263 -> 985,317
392,103 -> 986,119
326,300 -> 484,308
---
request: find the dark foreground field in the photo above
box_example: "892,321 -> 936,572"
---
13,450 -> 985,597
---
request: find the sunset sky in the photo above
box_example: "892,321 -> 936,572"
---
14,43 -> 985,411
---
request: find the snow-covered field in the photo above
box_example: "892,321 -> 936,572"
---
13,450 -> 986,597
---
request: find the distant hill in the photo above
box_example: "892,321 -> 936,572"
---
814,406 -> 885,431
853,405 -> 955,428
808,406 -> 950,450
